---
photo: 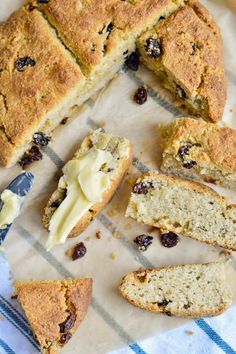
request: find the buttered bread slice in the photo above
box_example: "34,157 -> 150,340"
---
160,117 -> 236,190
119,263 -> 232,318
137,1 -> 226,122
43,129 -> 133,250
126,172 -> 236,250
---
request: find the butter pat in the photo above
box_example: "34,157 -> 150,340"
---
0,190 -> 21,228
46,148 -> 112,250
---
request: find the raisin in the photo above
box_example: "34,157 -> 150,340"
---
50,200 -> 61,208
59,314 -> 75,333
134,234 -> 153,251
107,167 -> 114,172
15,57 -> 36,72
71,242 -> 87,261
125,52 -> 139,71
33,132 -> 51,146
183,160 -> 197,169
61,117 -> 69,125
37,0 -> 50,3
161,232 -> 179,248
145,38 -> 162,58
134,86 -> 147,105
106,22 -> 114,39
158,299 -> 169,307
178,144 -> 192,160
176,85 -> 187,99
133,181 -> 153,195
159,16 -> 165,20
59,332 -> 72,345
191,43 -> 198,55
165,311 -> 172,317
183,304 -> 190,309
19,146 -> 42,167
123,49 -> 129,55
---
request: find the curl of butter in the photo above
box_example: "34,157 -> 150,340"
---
46,148 -> 112,250
0,190 -> 21,229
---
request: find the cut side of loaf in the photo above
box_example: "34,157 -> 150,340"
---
43,129 -> 133,239
15,278 -> 92,352
160,117 -> 236,190
119,263 -> 232,318
126,172 -> 236,250
137,1 -> 226,122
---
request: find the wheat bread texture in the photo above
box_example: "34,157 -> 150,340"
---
126,172 -> 236,250
119,262 -> 232,318
137,1 -> 226,122
43,129 -> 133,238
160,117 -> 236,190
0,6 -> 86,167
15,278 -> 92,352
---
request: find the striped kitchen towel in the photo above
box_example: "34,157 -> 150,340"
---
1,252 -> 236,354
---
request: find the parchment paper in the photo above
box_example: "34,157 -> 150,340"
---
1,1 -> 236,353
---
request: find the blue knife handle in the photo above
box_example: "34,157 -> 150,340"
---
0,172 -> 34,245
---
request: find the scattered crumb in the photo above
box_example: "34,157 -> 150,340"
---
110,252 -> 116,260
65,248 -> 72,258
0,315 -> 4,321
185,330 -> 194,335
219,250 -> 232,257
230,108 -> 233,113
11,294 -> 18,300
96,231 -> 102,239
85,236 -> 91,241
98,119 -> 106,127
107,208 -> 118,217
0,246 -> 5,252
112,230 -> 121,238
124,223 -> 132,230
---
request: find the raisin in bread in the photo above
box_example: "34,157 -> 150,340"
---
126,172 -> 236,250
119,262 -> 232,318
43,129 -> 133,250
137,1 -> 226,122
160,117 -> 236,190
15,278 -> 92,353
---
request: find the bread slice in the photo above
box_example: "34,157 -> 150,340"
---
137,1 -> 226,122
43,129 -> 133,245
119,262 -> 232,318
0,6 -> 86,167
126,172 -> 236,250
160,117 -> 236,190
15,278 -> 92,353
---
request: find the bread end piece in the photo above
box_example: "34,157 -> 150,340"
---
119,262 -> 232,318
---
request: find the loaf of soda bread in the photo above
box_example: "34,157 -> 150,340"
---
43,129 -> 133,248
119,262 -> 232,318
160,117 -> 236,190
137,1 -> 226,122
15,278 -> 92,353
126,172 -> 236,250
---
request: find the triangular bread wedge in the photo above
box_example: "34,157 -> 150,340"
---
15,278 -> 92,353
119,263 -> 232,318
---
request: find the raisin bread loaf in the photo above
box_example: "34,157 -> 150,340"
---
126,172 -> 236,250
15,278 -> 92,353
43,129 -> 133,250
160,117 -> 236,190
137,1 -> 226,122
119,262 -> 232,318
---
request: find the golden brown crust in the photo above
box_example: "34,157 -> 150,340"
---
161,118 -> 236,172
119,263 -> 231,318
15,278 -> 92,350
0,6 -> 85,167
30,0 -> 181,75
137,2 -> 226,122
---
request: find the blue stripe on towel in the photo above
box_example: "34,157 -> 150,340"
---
0,338 -> 16,354
196,319 -> 236,354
